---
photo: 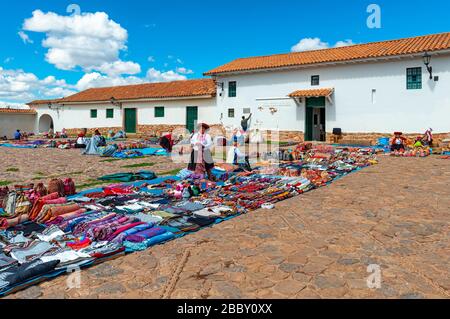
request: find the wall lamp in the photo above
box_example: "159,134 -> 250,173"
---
423,52 -> 433,80
110,97 -> 122,109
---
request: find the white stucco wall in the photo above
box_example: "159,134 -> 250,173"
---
31,97 -> 218,133
215,54 -> 450,133
0,113 -> 37,139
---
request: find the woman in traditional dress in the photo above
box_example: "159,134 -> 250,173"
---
188,123 -> 215,180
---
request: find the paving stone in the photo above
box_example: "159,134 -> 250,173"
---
279,263 -> 301,273
273,279 -> 307,296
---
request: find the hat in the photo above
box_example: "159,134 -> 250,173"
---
394,132 -> 403,135
198,122 -> 210,130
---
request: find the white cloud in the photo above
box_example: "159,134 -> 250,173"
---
3,57 -> 14,64
0,66 -> 76,102
0,101 -> 30,109
97,61 -> 141,76
75,72 -> 144,91
176,67 -> 194,75
22,10 -> 140,76
147,56 -> 155,62
291,37 -> 355,52
18,31 -> 33,44
146,68 -> 187,82
335,39 -> 355,48
176,58 -> 183,64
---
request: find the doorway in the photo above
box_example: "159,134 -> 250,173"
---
124,108 -> 137,133
305,97 -> 326,141
38,114 -> 54,133
186,106 -> 198,133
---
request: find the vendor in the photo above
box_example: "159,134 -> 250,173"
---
60,128 -> 68,139
422,128 -> 433,146
14,129 -> 22,140
188,123 -> 215,180
94,129 -> 107,146
159,133 -> 174,153
391,132 -> 407,152
75,128 -> 88,149
227,141 -> 252,172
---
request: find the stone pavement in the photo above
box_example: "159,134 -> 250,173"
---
4,156 -> 450,299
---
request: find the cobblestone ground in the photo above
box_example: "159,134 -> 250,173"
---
2,149 -> 450,299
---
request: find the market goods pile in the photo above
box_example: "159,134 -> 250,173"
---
0,146 -> 377,297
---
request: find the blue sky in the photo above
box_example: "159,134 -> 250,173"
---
1,0 -> 449,104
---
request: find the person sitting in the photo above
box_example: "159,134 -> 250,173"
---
391,132 -> 407,152
94,129 -> 107,147
47,128 -> 55,139
227,141 -> 252,172
75,128 -> 88,149
159,133 -> 174,153
60,128 -> 68,139
14,130 -> 22,141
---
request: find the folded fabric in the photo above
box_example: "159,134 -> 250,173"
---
109,222 -> 153,243
0,214 -> 29,229
124,232 -> 174,251
134,213 -> 163,225
36,225 -> 65,242
104,221 -> 146,241
0,259 -> 59,291
0,253 -> 18,272
10,240 -> 58,264
40,248 -> 93,268
124,227 -> 166,243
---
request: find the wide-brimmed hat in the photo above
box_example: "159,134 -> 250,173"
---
394,132 -> 403,135
198,122 -> 210,130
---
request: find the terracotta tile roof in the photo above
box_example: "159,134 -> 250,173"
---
59,79 -> 216,103
27,99 -> 61,105
0,108 -> 36,114
289,88 -> 334,98
205,32 -> 450,75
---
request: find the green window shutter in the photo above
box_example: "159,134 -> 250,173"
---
311,75 -> 320,86
155,107 -> 165,118
228,108 -> 235,118
407,67 -> 422,90
90,109 -> 97,118
106,109 -> 114,118
229,81 -> 237,97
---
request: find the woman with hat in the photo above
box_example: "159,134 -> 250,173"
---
188,123 -> 215,180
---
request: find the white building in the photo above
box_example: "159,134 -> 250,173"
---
205,32 -> 450,141
0,108 -> 37,139
28,79 -> 218,137
26,32 -> 450,142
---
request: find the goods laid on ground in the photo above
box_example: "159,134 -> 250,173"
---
0,146 -> 376,297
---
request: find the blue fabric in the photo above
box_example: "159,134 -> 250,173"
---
0,143 -> 37,149
123,232 -> 175,251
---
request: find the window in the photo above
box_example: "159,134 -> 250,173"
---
243,108 -> 251,114
90,109 -> 97,118
407,67 -> 422,90
228,81 -> 237,97
311,75 -> 320,86
155,106 -> 165,118
106,109 -> 114,118
228,108 -> 235,118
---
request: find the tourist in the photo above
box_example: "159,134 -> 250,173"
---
241,113 -> 252,132
391,132 -> 407,152
188,123 -> 215,180
227,141 -> 252,172
75,128 -> 88,149
14,130 -> 22,140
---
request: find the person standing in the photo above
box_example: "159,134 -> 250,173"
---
241,113 -> 252,132
188,123 -> 215,180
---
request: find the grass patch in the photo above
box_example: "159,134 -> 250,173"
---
100,158 -> 121,163
100,156 -> 147,163
121,162 -> 156,169
6,168 -> 19,172
159,168 -> 181,176
0,181 -> 12,186
34,171 -> 45,176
